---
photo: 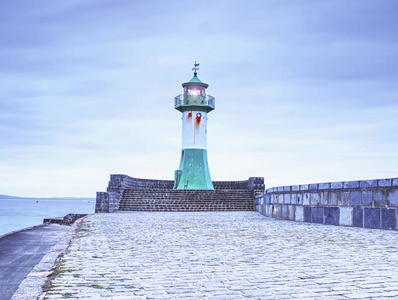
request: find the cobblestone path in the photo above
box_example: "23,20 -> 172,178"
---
42,212 -> 398,299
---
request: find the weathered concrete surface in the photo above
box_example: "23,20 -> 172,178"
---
0,224 -> 70,300
42,212 -> 398,299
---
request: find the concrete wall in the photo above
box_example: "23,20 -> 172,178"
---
96,175 -> 264,213
255,178 -> 398,230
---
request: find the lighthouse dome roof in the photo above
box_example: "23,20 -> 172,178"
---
182,75 -> 209,88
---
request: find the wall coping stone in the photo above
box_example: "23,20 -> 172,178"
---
378,179 -> 392,187
360,180 -> 378,188
309,184 -> 318,190
343,181 -> 359,189
300,184 -> 309,191
319,183 -> 330,189
292,185 -> 300,191
331,182 -> 343,189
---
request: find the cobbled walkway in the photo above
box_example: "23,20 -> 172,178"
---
42,212 -> 398,299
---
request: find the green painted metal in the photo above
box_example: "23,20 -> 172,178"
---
174,94 -> 215,113
174,148 -> 214,190
182,75 -> 209,88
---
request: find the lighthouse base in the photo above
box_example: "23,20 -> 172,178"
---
174,148 -> 214,190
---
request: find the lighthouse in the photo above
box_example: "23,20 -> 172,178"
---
173,62 -> 215,190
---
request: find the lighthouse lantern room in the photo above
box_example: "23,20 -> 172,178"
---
173,62 -> 215,190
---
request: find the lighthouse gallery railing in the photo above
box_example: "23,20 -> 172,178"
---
174,94 -> 215,109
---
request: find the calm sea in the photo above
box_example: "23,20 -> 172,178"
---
0,198 -> 96,236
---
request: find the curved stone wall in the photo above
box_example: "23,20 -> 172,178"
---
96,174 -> 265,213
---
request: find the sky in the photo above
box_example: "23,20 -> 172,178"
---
1,0 -> 398,197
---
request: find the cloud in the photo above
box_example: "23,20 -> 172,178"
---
0,0 -> 397,196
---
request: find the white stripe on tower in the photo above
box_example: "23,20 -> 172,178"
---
182,111 -> 208,149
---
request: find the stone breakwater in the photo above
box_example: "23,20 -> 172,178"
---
41,212 -> 398,299
256,177 -> 398,230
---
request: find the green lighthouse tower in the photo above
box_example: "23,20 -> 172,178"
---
173,62 -> 215,190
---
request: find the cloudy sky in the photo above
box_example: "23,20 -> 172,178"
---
1,0 -> 397,197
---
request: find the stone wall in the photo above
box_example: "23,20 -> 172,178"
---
119,189 -> 254,211
255,177 -> 398,230
96,175 -> 264,213
106,175 -> 174,192
95,192 -> 121,213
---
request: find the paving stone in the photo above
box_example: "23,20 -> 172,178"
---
39,212 -> 398,299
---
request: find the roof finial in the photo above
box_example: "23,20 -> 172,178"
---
192,61 -> 200,77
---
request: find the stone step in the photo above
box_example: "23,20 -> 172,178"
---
119,188 -> 254,212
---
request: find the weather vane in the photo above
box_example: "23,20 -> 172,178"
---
192,61 -> 200,76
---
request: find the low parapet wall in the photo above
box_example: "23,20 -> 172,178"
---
255,178 -> 398,230
96,174 -> 264,213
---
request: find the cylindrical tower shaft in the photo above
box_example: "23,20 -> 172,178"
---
173,63 -> 215,190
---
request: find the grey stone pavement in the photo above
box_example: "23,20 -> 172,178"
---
0,224 -> 70,300
41,212 -> 398,299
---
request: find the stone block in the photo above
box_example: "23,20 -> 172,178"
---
283,186 -> 291,192
278,194 -> 284,204
292,185 -> 300,191
329,192 -> 338,206
378,179 -> 391,187
277,186 -> 284,192
265,205 -> 271,217
300,184 -> 309,191
265,194 -> 271,204
268,205 -> 273,217
288,205 -> 295,220
312,207 -> 324,224
360,180 -> 377,188
339,207 -> 352,226
297,194 -> 303,205
387,190 -> 398,207
353,208 -> 363,227
311,193 -> 321,205
284,193 -> 291,204
319,182 -> 331,190
291,193 -> 298,205
273,205 -> 282,219
361,191 -> 372,206
309,183 -> 318,190
374,191 -> 386,207
339,192 -> 350,206
343,181 -> 359,189
304,207 -> 312,222
295,206 -> 304,221
364,208 -> 380,229
282,205 -> 289,220
320,192 -> 329,205
324,207 -> 339,225
266,188 -> 273,193
331,181 -> 343,189
393,178 -> 398,187
302,193 -> 310,205
381,209 -> 397,230
350,191 -> 361,206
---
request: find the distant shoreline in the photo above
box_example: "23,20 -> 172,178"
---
0,194 -> 95,201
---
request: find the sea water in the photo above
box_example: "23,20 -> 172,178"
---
0,198 -> 96,236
